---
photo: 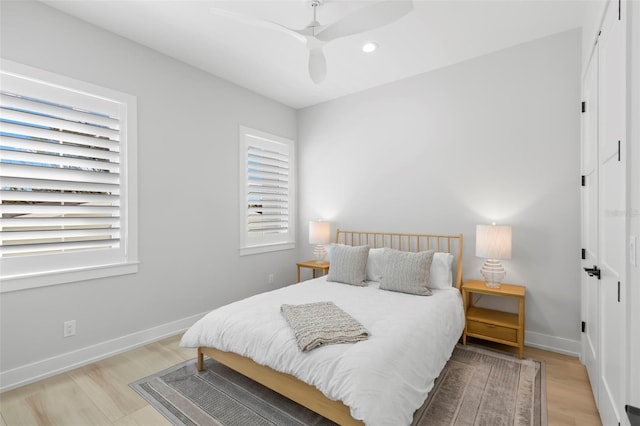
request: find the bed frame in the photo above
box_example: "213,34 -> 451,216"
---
198,230 -> 464,425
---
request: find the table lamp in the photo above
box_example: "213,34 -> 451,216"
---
476,224 -> 512,288
309,220 -> 330,263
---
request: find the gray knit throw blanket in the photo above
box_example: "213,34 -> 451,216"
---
281,301 -> 370,352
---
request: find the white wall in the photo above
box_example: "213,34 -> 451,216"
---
0,1 -> 297,390
297,29 -> 582,354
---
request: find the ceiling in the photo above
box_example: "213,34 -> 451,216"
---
41,0 -> 587,109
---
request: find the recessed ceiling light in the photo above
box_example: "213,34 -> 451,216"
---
362,42 -> 378,53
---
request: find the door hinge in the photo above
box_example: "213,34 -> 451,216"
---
581,248 -> 586,260
581,175 -> 586,187
618,140 -> 621,161
619,0 -> 621,20
618,281 -> 621,302
581,101 -> 586,113
581,321 -> 586,333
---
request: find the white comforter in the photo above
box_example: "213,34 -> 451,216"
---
180,276 -> 465,426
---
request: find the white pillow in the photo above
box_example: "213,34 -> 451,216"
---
429,252 -> 454,289
366,248 -> 386,282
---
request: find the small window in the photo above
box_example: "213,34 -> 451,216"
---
0,60 -> 138,292
239,126 -> 295,256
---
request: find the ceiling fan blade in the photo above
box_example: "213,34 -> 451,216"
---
210,7 -> 308,45
315,0 -> 413,42
308,48 -> 327,84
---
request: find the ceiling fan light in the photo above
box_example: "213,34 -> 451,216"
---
362,42 -> 378,53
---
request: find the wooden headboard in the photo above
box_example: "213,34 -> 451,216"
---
334,229 -> 464,290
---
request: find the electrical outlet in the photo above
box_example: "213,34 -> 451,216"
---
63,320 -> 76,337
268,273 -> 274,285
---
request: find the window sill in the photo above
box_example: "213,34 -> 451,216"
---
240,242 -> 295,256
0,261 -> 140,293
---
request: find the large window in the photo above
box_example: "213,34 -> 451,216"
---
239,126 -> 295,255
0,60 -> 138,292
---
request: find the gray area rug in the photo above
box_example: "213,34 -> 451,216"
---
130,344 -> 546,426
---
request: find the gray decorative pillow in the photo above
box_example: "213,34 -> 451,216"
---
326,244 -> 370,286
380,249 -> 435,296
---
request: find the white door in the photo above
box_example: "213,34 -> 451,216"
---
581,47 -> 599,403
597,1 -> 627,424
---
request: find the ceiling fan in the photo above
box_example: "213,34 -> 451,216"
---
210,0 -> 414,84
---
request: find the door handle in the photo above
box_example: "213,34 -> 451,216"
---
584,265 -> 601,280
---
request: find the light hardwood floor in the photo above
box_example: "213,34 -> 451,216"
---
0,334 -> 602,426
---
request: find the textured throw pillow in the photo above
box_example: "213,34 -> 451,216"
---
326,244 -> 370,286
380,249 -> 435,296
429,252 -> 455,289
366,247 -> 386,282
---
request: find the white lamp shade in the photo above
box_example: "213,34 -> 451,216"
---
309,221 -> 331,245
476,224 -> 512,260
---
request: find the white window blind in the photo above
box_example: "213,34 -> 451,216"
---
0,60 -> 138,290
239,126 -> 295,255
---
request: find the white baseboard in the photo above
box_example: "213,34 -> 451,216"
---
525,329 -> 581,357
0,312 -> 208,392
1,319 -> 582,392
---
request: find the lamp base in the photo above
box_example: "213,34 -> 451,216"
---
481,259 -> 506,288
312,245 -> 327,263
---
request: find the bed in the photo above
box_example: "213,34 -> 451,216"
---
180,230 -> 465,426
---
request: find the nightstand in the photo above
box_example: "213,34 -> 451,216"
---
462,279 -> 526,358
296,260 -> 330,283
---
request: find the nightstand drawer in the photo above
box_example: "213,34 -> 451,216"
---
467,320 -> 517,343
